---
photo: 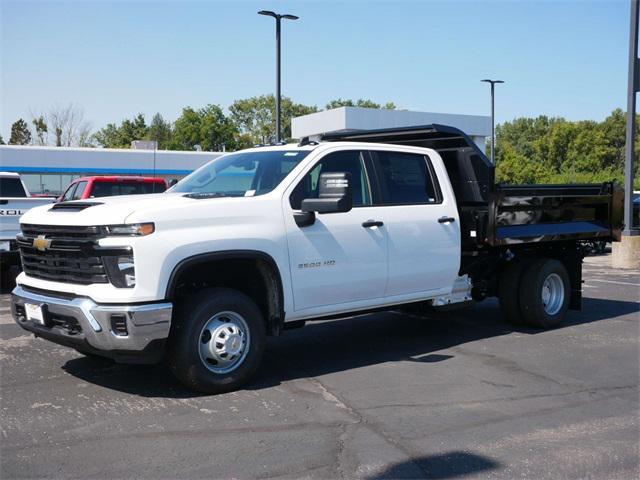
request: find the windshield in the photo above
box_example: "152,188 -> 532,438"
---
171,150 -> 310,197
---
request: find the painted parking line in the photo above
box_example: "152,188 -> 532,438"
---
589,279 -> 640,287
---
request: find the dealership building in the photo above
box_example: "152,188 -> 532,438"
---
0,146 -> 223,195
0,108 -> 490,195
292,107 -> 490,150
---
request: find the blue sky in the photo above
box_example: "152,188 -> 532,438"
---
0,0 -> 631,138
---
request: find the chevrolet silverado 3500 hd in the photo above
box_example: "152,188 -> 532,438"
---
11,125 -> 624,393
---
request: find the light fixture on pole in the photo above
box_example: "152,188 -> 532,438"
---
258,10 -> 299,143
481,79 -> 505,164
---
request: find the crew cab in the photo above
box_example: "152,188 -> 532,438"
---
0,172 -> 54,273
10,125 -> 623,393
58,176 -> 167,202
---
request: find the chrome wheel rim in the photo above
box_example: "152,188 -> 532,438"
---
541,273 -> 564,316
198,311 -> 250,374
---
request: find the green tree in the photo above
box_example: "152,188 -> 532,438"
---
9,119 -> 31,145
495,110 -> 640,188
146,113 -> 173,149
563,123 -> 608,173
325,98 -> 396,110
171,104 -> 239,151
496,143 -> 550,184
32,116 -> 48,145
92,124 -> 118,148
495,116 -> 563,166
94,114 -> 148,148
229,95 -> 318,144
0,134 -> 5,145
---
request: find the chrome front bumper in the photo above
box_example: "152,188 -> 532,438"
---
11,285 -> 172,363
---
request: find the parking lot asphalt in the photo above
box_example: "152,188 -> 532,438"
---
1,254 -> 638,480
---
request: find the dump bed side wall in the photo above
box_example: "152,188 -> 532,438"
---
486,183 -> 623,247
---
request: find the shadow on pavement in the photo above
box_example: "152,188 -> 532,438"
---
60,295 -> 639,398
368,451 -> 500,479
61,356 -> 204,399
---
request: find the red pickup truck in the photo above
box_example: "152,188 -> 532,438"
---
58,176 -> 168,202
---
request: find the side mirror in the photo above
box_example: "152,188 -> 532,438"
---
168,179 -> 178,187
301,172 -> 353,214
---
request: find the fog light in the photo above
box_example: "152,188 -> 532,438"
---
104,255 -> 136,288
110,314 -> 128,336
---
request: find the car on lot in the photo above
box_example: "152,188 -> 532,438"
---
10,125 -> 624,394
0,172 -> 54,274
58,176 -> 167,202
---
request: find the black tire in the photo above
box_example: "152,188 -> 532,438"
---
498,259 -> 533,325
519,258 -> 570,329
167,288 -> 266,394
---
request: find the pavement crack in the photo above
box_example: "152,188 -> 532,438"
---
359,384 -> 637,411
305,376 -> 430,479
305,377 -> 362,479
450,346 -> 575,388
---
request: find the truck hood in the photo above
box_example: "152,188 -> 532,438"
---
20,193 -> 191,226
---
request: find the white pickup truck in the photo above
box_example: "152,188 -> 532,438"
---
0,172 -> 54,275
10,125 -> 623,393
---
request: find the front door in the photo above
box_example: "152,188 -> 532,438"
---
283,149 -> 388,314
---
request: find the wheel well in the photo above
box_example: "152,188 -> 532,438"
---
469,242 -> 584,310
166,252 -> 284,335
501,245 -> 583,311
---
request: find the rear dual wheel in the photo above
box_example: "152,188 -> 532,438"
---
499,258 -> 570,328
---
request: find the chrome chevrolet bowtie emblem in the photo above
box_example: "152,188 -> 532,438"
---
32,235 -> 51,252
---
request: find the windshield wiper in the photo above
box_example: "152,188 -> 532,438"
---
183,192 -> 228,199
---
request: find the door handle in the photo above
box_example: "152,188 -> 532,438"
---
362,220 -> 384,228
438,216 -> 455,224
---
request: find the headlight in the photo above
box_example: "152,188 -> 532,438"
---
104,223 -> 155,236
104,255 -> 136,288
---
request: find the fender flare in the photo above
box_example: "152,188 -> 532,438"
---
165,250 -> 286,330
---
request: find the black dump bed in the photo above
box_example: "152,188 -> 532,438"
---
313,124 -> 624,252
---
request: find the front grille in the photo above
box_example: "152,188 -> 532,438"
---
18,224 -> 110,285
21,224 -> 104,241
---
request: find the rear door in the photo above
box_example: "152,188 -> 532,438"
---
369,149 -> 460,297
283,149 -> 389,313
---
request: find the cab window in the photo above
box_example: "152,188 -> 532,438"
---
290,150 -> 372,210
371,151 -> 441,205
61,183 -> 77,202
72,181 -> 88,200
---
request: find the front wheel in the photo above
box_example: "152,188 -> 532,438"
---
168,288 -> 266,394
519,259 -> 570,328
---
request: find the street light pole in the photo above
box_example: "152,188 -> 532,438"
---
624,0 -> 639,236
481,79 -> 505,164
276,16 -> 281,143
258,10 -> 299,143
